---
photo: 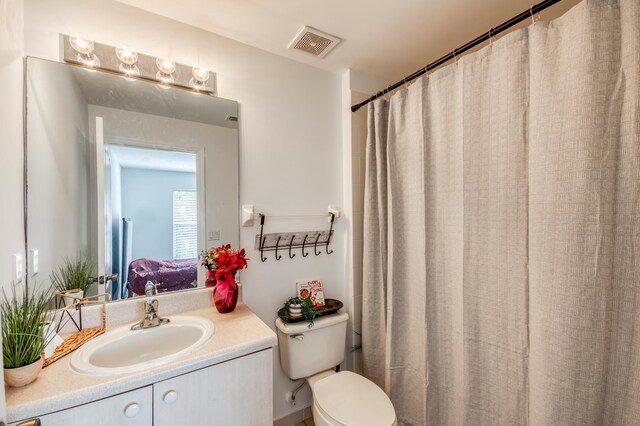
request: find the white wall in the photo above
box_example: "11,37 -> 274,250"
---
120,168 -> 196,260
0,0 -> 24,421
0,1 -> 25,288
23,0 -> 343,419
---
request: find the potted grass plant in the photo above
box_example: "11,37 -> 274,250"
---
1,283 -> 53,387
50,256 -> 95,306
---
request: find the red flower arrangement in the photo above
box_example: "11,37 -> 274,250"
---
201,244 -> 249,313
200,244 -> 248,281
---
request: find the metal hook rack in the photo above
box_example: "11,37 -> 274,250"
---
254,209 -> 338,262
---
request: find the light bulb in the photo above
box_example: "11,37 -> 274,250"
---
69,35 -> 99,67
156,71 -> 174,84
190,79 -> 206,91
119,63 -> 140,76
116,47 -> 138,65
156,58 -> 176,74
191,67 -> 210,83
78,53 -> 100,67
69,36 -> 94,55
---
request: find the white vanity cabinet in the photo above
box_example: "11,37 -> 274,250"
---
154,348 -> 272,425
10,349 -> 273,426
9,386 -> 153,426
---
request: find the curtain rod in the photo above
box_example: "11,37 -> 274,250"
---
351,0 -> 563,112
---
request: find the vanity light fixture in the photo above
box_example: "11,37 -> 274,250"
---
69,35 -> 100,67
115,46 -> 140,76
61,34 -> 217,94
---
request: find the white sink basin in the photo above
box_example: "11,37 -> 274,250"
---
70,316 -> 214,376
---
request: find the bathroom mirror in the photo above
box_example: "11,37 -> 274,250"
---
25,57 -> 239,302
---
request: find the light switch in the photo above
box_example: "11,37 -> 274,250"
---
30,249 -> 39,275
13,253 -> 23,283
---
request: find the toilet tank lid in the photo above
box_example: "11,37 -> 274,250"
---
275,311 -> 348,334
314,371 -> 396,426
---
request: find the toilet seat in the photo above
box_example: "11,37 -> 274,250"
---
313,371 -> 396,426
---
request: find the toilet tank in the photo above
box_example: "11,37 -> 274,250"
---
275,312 -> 348,380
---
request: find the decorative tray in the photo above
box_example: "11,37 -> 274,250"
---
277,298 -> 344,323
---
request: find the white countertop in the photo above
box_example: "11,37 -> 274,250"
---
5,301 -> 277,424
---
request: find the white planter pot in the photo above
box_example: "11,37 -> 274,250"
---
63,290 -> 84,307
289,304 -> 302,319
4,355 -> 44,387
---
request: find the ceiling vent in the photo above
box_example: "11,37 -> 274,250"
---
288,26 -> 341,58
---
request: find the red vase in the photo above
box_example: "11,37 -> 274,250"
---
205,270 -> 217,287
213,274 -> 238,313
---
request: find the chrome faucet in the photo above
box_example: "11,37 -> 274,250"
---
131,281 -> 170,330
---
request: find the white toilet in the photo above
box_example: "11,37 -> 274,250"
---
276,312 -> 397,426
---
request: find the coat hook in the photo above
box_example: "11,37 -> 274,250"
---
301,234 -> 309,257
325,237 -> 334,255
314,233 -> 322,256
288,235 -> 296,259
275,236 -> 282,260
260,236 -> 267,262
326,213 -> 335,255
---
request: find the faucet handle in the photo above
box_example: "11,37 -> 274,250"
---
144,281 -> 157,297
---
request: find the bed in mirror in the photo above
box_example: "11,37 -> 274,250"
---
25,57 -> 239,303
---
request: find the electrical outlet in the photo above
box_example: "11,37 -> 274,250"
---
208,229 -> 221,241
13,253 -> 23,283
30,249 -> 39,275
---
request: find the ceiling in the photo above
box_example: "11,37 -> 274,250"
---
116,0 -> 581,83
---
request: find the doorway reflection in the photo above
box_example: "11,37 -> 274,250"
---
105,145 -> 199,300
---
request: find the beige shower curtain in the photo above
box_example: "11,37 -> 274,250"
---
361,1 -> 639,425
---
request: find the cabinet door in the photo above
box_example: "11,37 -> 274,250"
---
154,349 -> 273,426
10,386 -> 152,426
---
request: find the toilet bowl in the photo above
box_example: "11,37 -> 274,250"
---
308,370 -> 396,426
275,312 -> 397,426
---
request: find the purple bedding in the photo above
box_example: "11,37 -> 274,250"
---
127,258 -> 198,296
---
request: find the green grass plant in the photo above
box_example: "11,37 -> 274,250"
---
1,283 -> 53,369
50,256 -> 95,294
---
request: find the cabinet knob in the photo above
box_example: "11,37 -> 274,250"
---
124,402 -> 140,418
163,390 -> 178,404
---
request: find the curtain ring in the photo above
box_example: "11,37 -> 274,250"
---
453,48 -> 458,65
530,5 -> 539,25
530,5 -> 534,24
488,28 -> 493,46
424,64 -> 432,78
404,77 -> 410,90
